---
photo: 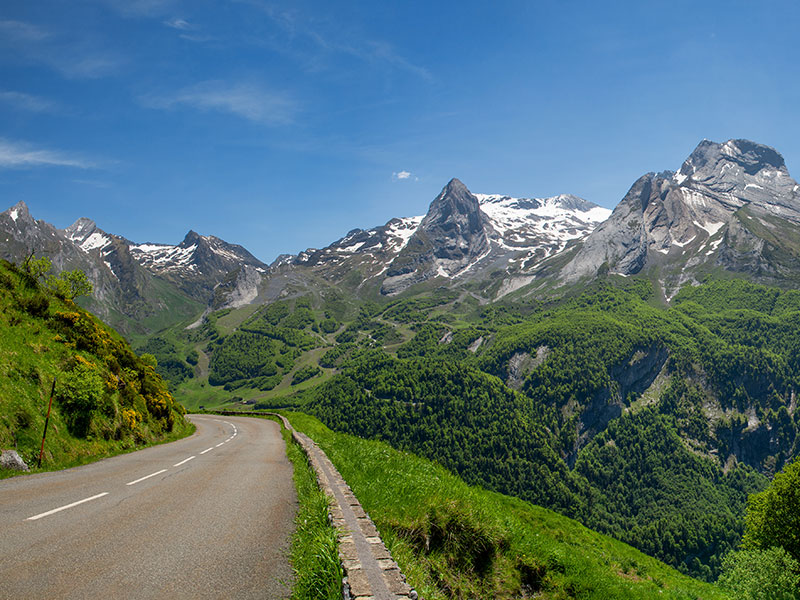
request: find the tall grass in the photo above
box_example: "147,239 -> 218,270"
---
274,418 -> 342,600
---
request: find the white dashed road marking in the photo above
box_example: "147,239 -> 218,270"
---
126,469 -> 168,486
26,493 -> 109,521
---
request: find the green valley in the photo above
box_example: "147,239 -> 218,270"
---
168,274 -> 800,583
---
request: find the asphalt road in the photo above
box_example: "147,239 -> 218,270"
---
0,415 -> 297,600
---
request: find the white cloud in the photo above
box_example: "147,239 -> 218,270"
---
57,55 -> 122,79
0,139 -> 96,169
95,0 -> 176,17
0,91 -> 59,113
164,18 -> 192,30
0,19 -> 122,80
0,20 -> 50,42
237,1 -> 433,82
392,170 -> 417,181
142,81 -> 297,125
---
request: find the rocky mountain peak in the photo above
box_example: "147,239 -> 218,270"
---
421,177 -> 487,233
673,139 -> 797,212
64,217 -> 99,240
3,200 -> 33,225
680,139 -> 786,179
180,230 -> 204,248
381,179 -> 492,294
559,138 -> 800,293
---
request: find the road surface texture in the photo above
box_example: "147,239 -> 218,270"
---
0,415 -> 297,600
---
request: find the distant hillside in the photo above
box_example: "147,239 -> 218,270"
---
0,258 -> 192,475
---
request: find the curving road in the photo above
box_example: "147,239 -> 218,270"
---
0,415 -> 297,600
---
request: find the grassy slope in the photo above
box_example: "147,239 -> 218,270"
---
0,260 -> 193,476
284,411 -> 728,600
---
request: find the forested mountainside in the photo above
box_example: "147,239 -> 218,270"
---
0,258 -> 190,474
153,274 -> 796,580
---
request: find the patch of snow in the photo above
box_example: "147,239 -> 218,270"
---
340,241 -> 365,253
673,171 -> 688,185
696,220 -> 725,237
656,247 -> 670,255
436,264 -> 449,278
103,260 -> 118,280
705,238 -> 723,255
672,235 -> 696,248
385,216 -> 423,252
134,243 -> 172,253
131,242 -> 198,270
744,183 -> 764,190
81,232 -> 111,252
8,208 -> 18,222
477,193 -> 609,254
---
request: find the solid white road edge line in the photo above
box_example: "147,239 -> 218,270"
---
26,492 -> 109,521
173,456 -> 196,467
200,447 -> 213,454
215,442 -> 224,447
126,469 -> 168,486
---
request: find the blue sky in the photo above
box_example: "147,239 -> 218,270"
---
1,0 -> 799,263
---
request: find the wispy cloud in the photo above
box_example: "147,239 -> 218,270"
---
72,178 -> 113,188
142,80 -> 297,125
237,1 -> 433,82
0,18 -> 123,79
164,17 -> 192,30
162,17 -> 215,42
57,55 -> 122,79
0,139 -> 97,169
0,19 -> 50,42
392,170 -> 418,181
95,0 -> 176,18
0,91 -> 60,113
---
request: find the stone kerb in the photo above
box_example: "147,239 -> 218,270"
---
268,412 -> 419,600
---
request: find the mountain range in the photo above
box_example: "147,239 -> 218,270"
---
1,174 -> 611,334
4,138 -> 800,338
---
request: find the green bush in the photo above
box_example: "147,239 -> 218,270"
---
717,547 -> 800,599
57,360 -> 105,437
743,458 -> 800,562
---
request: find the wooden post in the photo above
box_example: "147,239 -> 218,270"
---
37,378 -> 57,468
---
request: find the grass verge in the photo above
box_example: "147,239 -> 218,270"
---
270,415 -> 342,600
282,411 -> 730,600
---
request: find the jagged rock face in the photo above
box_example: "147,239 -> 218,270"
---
1,201 -> 83,271
0,206 -> 153,324
418,178 -> 490,264
560,139 -> 800,294
0,202 -> 269,335
212,264 -> 263,310
268,179 -> 609,299
381,179 -> 491,294
130,230 -> 267,300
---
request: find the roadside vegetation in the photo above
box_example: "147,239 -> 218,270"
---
0,257 -> 192,477
282,411 -> 729,600
266,415 -> 341,600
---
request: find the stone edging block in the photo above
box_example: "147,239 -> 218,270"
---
268,413 -> 420,600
